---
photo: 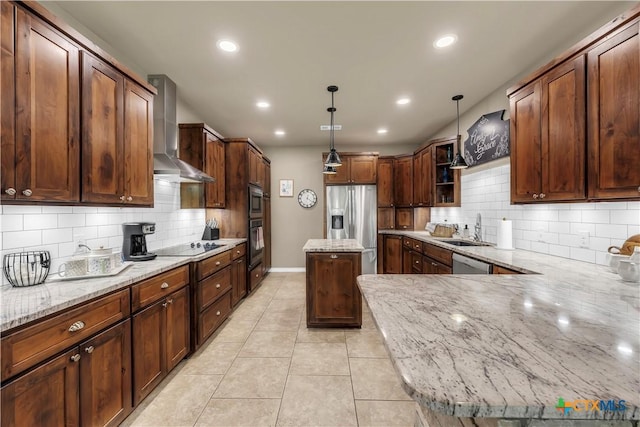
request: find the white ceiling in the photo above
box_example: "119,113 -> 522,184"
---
53,1 -> 633,148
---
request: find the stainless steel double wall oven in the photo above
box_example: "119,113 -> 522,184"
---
248,185 -> 264,268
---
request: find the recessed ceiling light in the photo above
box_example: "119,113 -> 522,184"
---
274,130 -> 285,136
256,101 -> 270,109
217,39 -> 238,52
396,98 -> 411,105
377,129 -> 388,134
434,34 -> 457,49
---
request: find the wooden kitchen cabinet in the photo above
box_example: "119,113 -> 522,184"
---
377,207 -> 395,230
263,157 -> 271,198
395,207 -> 413,231
249,145 -> 263,187
377,156 -> 394,207
432,138 -> 461,207
413,146 -> 433,207
382,234 -> 403,273
4,8 -> 80,203
323,153 -> 378,184
1,2 -> 16,203
179,123 -> 226,208
306,252 -> 362,327
493,265 -> 522,274
423,256 -> 452,274
393,155 -> 413,207
264,196 -> 272,274
231,247 -> 248,306
587,23 -> 640,200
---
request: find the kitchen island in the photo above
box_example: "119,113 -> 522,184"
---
303,239 -> 364,327
358,271 -> 639,426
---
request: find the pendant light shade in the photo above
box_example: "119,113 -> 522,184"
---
323,85 -> 342,169
322,165 -> 337,175
449,94 -> 468,170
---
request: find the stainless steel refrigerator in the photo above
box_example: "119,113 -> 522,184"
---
326,185 -> 377,274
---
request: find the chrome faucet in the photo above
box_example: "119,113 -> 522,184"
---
474,213 -> 482,242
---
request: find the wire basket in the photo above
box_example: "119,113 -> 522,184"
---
3,251 -> 51,287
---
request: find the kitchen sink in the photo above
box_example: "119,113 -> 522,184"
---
436,239 -> 491,247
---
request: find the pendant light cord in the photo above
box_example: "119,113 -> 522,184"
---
330,92 -> 335,150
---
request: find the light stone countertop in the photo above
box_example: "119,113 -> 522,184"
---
0,239 -> 246,332
362,231 -> 640,421
303,239 -> 364,252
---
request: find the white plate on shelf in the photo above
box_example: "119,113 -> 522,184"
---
47,262 -> 133,282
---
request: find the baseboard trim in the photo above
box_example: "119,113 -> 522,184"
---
269,267 -> 306,273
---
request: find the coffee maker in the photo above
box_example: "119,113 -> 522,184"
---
122,223 -> 157,261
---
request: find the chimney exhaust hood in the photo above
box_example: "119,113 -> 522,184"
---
148,74 -> 214,183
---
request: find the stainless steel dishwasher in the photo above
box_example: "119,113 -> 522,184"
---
452,253 -> 493,274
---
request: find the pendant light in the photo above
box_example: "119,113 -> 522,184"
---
322,165 -> 337,175
324,85 -> 342,168
449,94 -> 468,170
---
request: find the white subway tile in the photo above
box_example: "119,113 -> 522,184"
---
530,221 -> 549,232
570,223 -> 595,235
58,214 -> 86,228
595,224 -> 628,239
570,247 -> 596,263
98,225 -> 119,238
515,239 -> 531,250
595,202 -> 628,210
530,241 -> 549,254
628,225 -> 640,235
73,226 -> 98,240
72,206 -> 98,214
2,205 -> 42,214
23,214 -> 58,230
85,213 -> 110,226
549,222 -> 570,233
581,210 -> 610,224
43,228 -> 73,244
59,242 -> 78,257
571,203 -> 594,210
3,230 -> 41,249
1,215 -> 23,232
588,236 -> 611,252
625,201 -> 640,210
610,210 -> 640,225
595,252 -> 610,266
41,206 -> 73,214
559,210 -> 581,222
548,244 -> 570,259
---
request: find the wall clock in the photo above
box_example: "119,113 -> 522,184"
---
297,189 -> 317,208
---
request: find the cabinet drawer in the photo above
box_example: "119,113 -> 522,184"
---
197,250 -> 231,280
131,266 -> 189,312
249,263 -> 263,292
231,243 -> 246,260
199,291 -> 231,344
402,237 -> 423,253
198,266 -> 232,310
410,251 -> 423,273
1,289 -> 130,381
423,243 -> 452,267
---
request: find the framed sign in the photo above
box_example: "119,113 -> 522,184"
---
279,179 -> 294,197
462,110 -> 510,167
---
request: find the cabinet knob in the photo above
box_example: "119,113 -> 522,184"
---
85,346 -> 94,354
415,260 -> 420,264
119,195 -> 126,201
255,273 -> 259,278
22,189 -> 32,197
167,298 -> 173,304
432,262 -> 438,267
70,354 -> 81,362
539,193 -> 545,199
532,194 -> 539,199
4,187 -> 16,196
68,321 -> 85,332
236,250 -> 241,254
415,244 -> 420,249
216,283 -> 221,288
402,226 -> 408,229
330,254 -> 338,259
161,282 -> 169,289
216,310 -> 221,316
162,302 -> 168,308
215,261 -> 221,266
127,196 -> 133,202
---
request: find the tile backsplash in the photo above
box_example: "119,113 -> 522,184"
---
1,180 -> 206,281
430,163 -> 640,266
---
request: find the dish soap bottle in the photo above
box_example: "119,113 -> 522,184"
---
463,225 -> 470,238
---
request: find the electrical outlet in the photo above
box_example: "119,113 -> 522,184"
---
578,230 -> 590,248
536,228 -> 545,243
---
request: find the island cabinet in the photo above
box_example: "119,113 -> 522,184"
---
393,155 -> 413,207
1,289 -> 132,427
323,153 -> 378,185
193,251 -> 232,351
179,123 -> 226,208
131,266 -> 190,406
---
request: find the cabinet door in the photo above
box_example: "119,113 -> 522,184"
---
395,207 -> 413,230
248,147 -> 261,187
323,154 -> 350,184
349,155 -> 377,184
1,347 -> 80,427
419,148 -> 432,206
377,207 -> 395,230
383,235 -> 402,274
423,256 -> 452,274
79,319 -> 132,427
412,153 -> 423,206
541,56 -> 586,201
205,134 -> 225,207
81,52 -> 124,204
588,24 -> 640,200
510,81 -> 542,203
124,79 -> 154,205
1,2 -> 15,202
231,256 -> 247,306
166,287 -> 190,372
264,197 -> 271,272
264,161 -> 271,197
393,156 -> 413,206
15,9 -> 80,202
377,157 -> 394,207
132,301 -> 164,406
402,247 -> 413,274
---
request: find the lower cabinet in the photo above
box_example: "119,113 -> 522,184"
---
194,251 -> 232,350
423,256 -> 452,274
1,320 -> 132,427
249,262 -> 264,292
231,255 -> 247,306
382,235 -> 402,273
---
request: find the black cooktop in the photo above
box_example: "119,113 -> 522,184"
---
155,242 -> 221,257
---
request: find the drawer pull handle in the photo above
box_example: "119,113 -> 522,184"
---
85,346 -> 94,354
127,196 -> 133,201
70,354 -> 81,362
119,195 -> 126,201
161,282 -> 169,289
330,254 -> 338,259
432,262 -> 438,267
22,189 -> 32,197
216,283 -> 221,288
5,187 -> 16,196
162,302 -> 168,307
539,193 -> 546,199
216,310 -> 221,316
167,299 -> 173,304
532,193 -> 539,199
215,261 -> 221,266
68,321 -> 85,332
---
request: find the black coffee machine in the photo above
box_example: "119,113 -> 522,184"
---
122,222 -> 157,261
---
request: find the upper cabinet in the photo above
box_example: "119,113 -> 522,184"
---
4,8 -> 80,202
376,157 -> 394,207
262,157 -> 271,198
248,145 -> 263,188
508,5 -> 640,203
179,123 -> 226,208
432,138 -> 460,207
323,153 -> 377,185
393,155 -> 413,207
413,146 -> 432,207
1,3 -> 156,206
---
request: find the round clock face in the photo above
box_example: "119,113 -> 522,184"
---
297,189 -> 317,208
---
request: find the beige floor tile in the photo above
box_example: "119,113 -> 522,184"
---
355,400 -> 417,427
181,341 -> 244,375
349,358 -> 412,401
238,330 -> 297,358
254,309 -> 302,331
212,319 -> 256,343
267,298 -> 304,312
272,284 -> 306,300
127,374 -> 222,426
231,304 -> 268,321
214,357 -> 290,398
276,375 -> 357,427
361,311 -> 378,330
195,398 -> 281,427
296,327 -> 346,343
289,342 -> 350,375
345,331 -> 389,358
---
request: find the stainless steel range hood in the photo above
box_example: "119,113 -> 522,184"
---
148,74 -> 214,183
